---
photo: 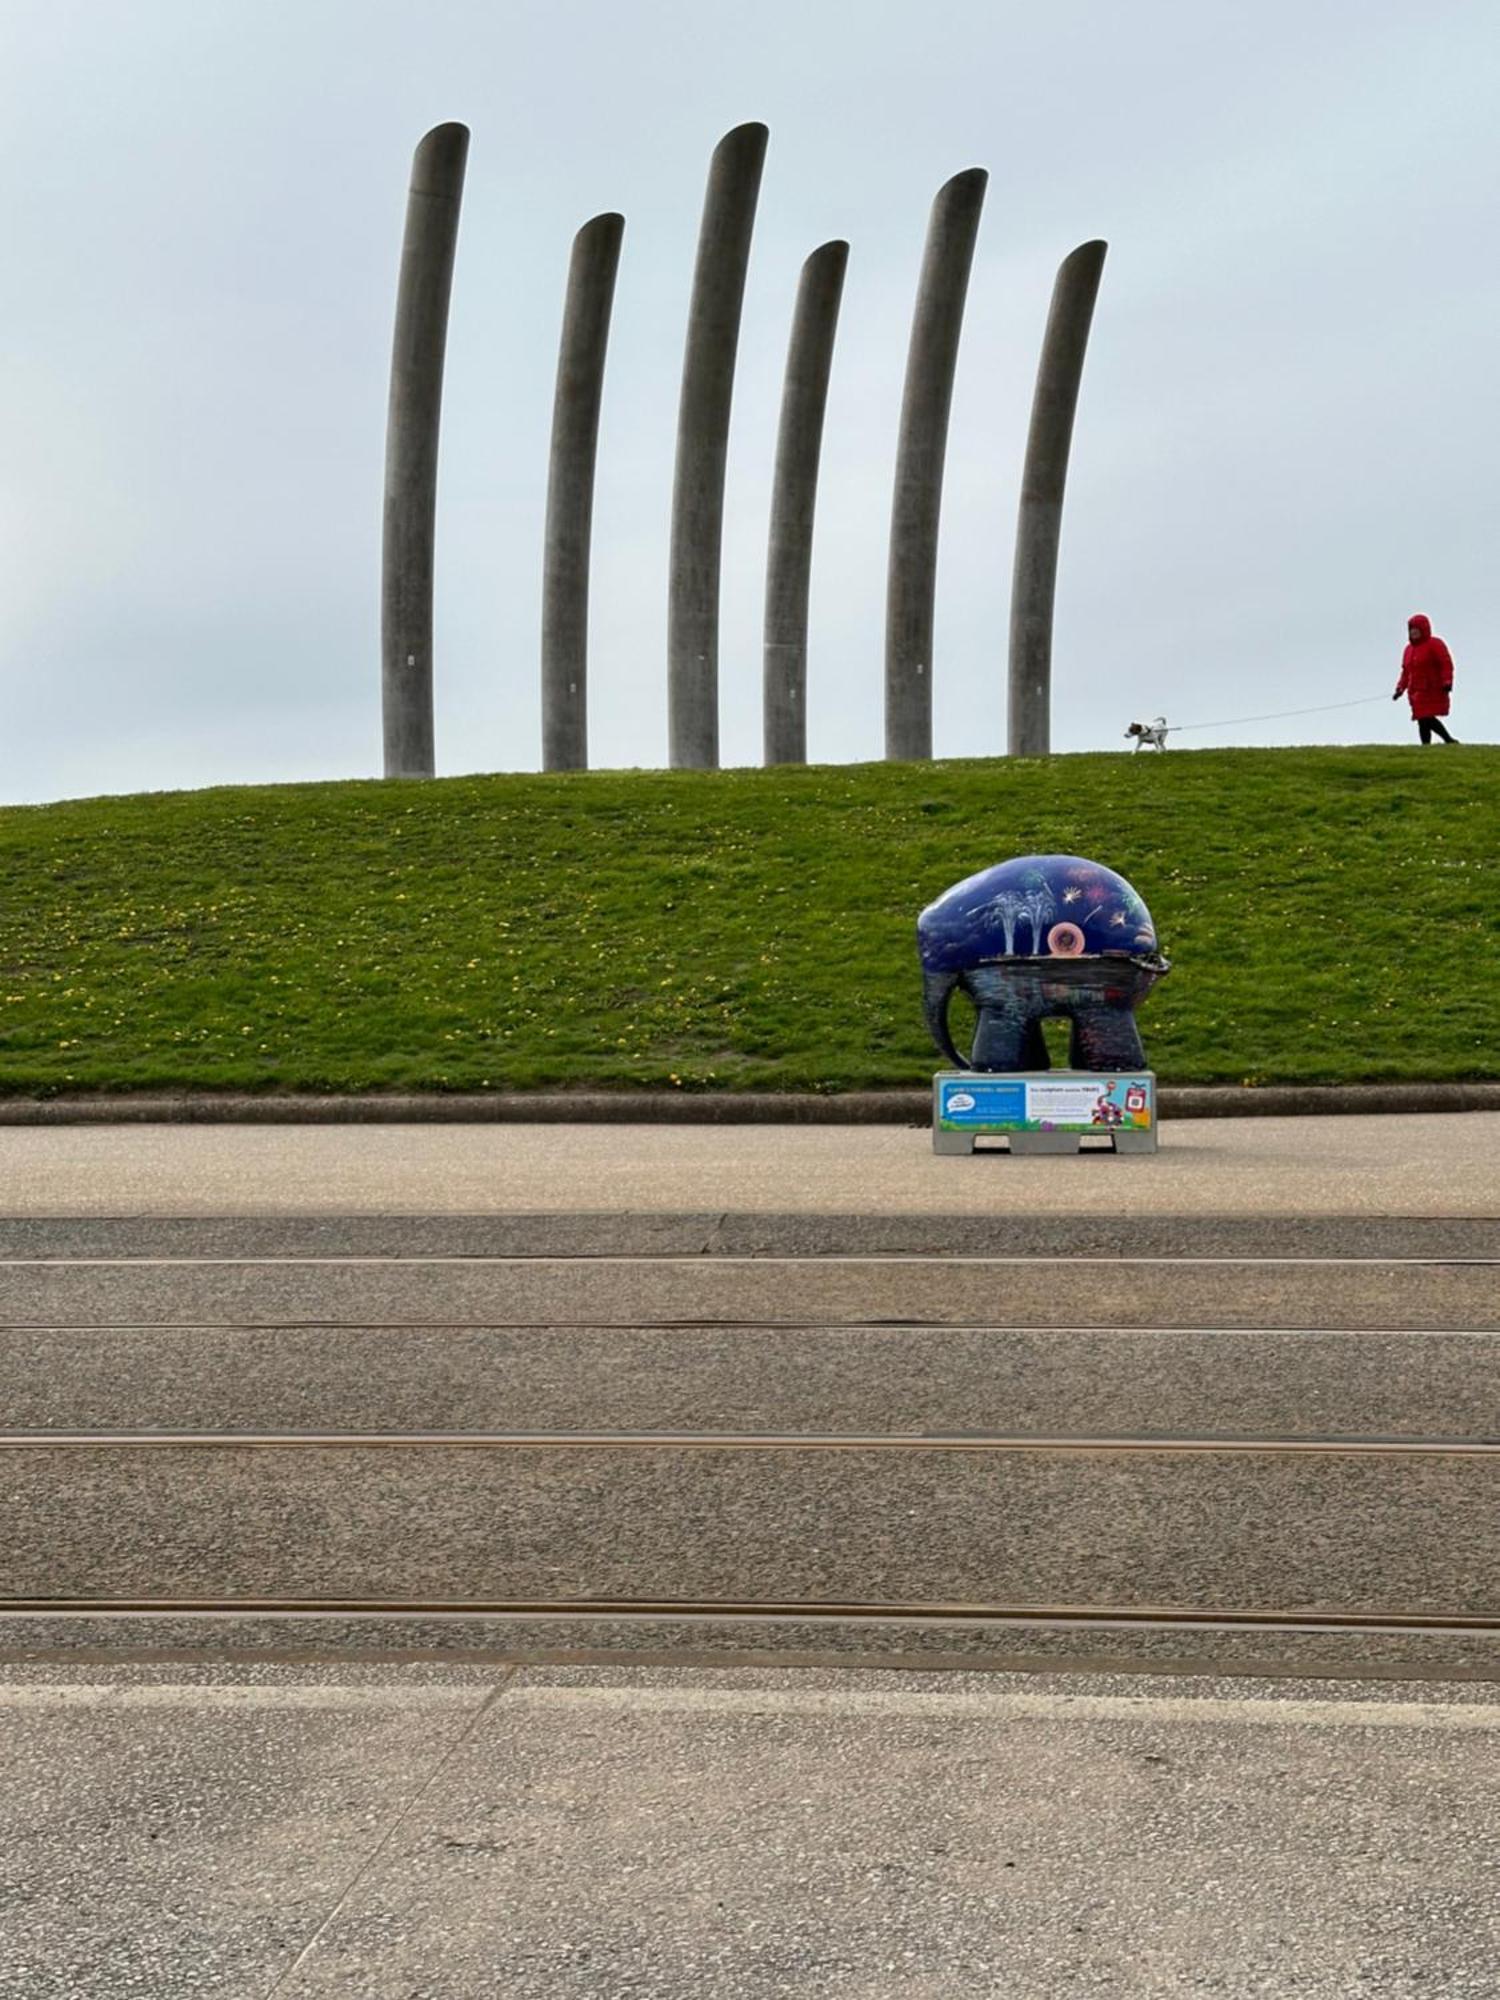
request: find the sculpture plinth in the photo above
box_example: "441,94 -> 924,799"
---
932,1069 -> 1157,1155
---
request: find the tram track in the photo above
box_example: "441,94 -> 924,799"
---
1,1223 -> 1494,1672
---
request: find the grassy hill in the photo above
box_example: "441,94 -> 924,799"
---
0,746 -> 1493,1094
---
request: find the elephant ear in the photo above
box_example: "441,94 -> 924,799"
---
922,968 -> 969,1069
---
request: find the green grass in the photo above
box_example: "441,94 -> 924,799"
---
0,746 -> 1493,1093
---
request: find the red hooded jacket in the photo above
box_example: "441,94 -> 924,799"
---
1395,614 -> 1453,718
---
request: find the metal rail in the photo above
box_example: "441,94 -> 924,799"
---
2,1597 -> 1496,1634
3,1254 -> 1497,1268
2,1430 -> 1497,1456
2,1323 -> 1495,1337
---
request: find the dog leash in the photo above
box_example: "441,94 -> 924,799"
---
1166,695 -> 1388,733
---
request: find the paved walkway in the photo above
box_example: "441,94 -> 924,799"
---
2,1661 -> 1495,1998
1,1110 -> 1496,1216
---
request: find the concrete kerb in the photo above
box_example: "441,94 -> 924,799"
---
0,1083 -> 1496,1125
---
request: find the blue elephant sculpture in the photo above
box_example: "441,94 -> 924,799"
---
918,854 -> 1170,1072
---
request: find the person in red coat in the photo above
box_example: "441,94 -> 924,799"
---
1393,613 -> 1458,744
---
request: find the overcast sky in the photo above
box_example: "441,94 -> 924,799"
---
1,0 -> 1495,804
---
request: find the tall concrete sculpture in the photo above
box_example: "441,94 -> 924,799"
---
381,122 -> 470,779
1007,240 -> 1107,757
541,212 -> 625,772
763,239 -> 849,766
668,121 -> 769,769
884,167 -> 987,762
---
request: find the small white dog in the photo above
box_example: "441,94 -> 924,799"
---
1125,717 -> 1170,752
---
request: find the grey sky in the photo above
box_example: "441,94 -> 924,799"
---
1,0 -> 1495,804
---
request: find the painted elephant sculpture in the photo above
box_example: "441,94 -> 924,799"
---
918,854 -> 1169,1072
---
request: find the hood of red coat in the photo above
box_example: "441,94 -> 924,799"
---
1408,613 -> 1432,641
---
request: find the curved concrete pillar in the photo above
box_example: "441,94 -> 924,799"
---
541,212 -> 625,772
668,121 -> 769,770
381,122 -> 470,778
763,239 -> 848,767
884,167 -> 987,762
1007,240 -> 1107,757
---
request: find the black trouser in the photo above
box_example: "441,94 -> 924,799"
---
1418,715 -> 1455,744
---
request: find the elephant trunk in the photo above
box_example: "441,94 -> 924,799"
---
922,967 -> 969,1069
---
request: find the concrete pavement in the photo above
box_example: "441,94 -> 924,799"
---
10,1317 -> 1496,1436
9,1436 -> 1496,1613
1,1662 -> 1496,1999
1,1249 -> 1493,1328
1,1111 -> 1496,1216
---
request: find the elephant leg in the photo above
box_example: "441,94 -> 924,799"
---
966,966 -> 1051,1071
1070,1003 -> 1146,1070
971,1002 -> 1036,1071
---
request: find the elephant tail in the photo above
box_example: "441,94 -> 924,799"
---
922,968 -> 969,1069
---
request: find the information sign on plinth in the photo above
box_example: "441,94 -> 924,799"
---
933,1070 -> 1157,1154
